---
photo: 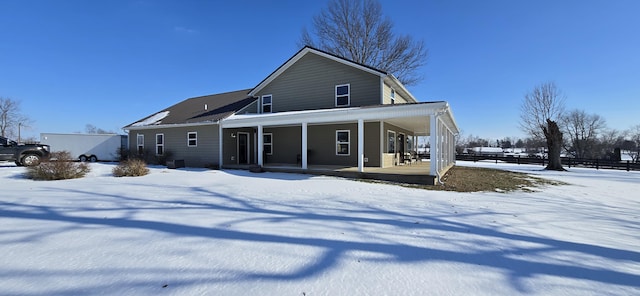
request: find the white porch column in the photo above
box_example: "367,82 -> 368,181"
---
219,124 -> 224,167
357,119 -> 364,172
430,115 -> 438,175
301,122 -> 308,170
257,125 -> 263,166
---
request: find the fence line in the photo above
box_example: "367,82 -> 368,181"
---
455,155 -> 640,172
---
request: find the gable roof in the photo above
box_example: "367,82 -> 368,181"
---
124,89 -> 255,129
248,46 -> 389,97
248,46 -> 418,103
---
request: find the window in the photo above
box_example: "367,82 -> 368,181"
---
336,130 -> 350,156
156,133 -> 164,155
263,133 -> 273,155
335,84 -> 350,107
187,132 -> 197,147
262,95 -> 272,113
390,88 -> 396,104
136,134 -> 144,155
388,131 -> 396,153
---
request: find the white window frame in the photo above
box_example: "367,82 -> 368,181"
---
335,84 -> 350,107
155,133 -> 164,156
136,134 -> 144,155
187,131 -> 197,147
336,130 -> 350,156
262,94 -> 272,113
390,88 -> 396,104
263,133 -> 273,155
387,130 -> 396,153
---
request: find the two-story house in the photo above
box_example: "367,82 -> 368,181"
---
124,46 -> 459,184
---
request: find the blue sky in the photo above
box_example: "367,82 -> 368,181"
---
1,0 -> 638,141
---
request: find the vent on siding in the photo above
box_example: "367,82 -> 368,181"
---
204,104 -> 208,110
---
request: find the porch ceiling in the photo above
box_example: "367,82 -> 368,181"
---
386,116 -> 430,136
222,102 -> 453,135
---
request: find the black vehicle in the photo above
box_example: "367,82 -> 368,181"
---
0,136 -> 50,166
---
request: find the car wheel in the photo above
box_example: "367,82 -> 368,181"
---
21,154 -> 41,166
89,155 -> 98,162
79,155 -> 88,162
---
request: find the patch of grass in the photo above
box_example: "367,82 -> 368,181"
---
423,166 -> 566,192
359,166 -> 567,192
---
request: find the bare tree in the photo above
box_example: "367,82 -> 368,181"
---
627,124 -> 640,162
299,0 -> 427,86
561,109 -> 607,158
85,124 -> 114,134
0,97 -> 31,139
520,82 -> 566,170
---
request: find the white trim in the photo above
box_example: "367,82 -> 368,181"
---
336,130 -> 350,156
136,134 -> 144,154
390,88 -> 396,104
222,102 -> 452,129
335,83 -> 350,107
302,122 -> 308,169
125,121 -> 219,131
261,94 -> 272,113
387,130 -> 396,154
357,119 -> 364,172
263,132 -> 273,155
187,131 -> 197,147
155,133 -> 164,156
218,125 -> 223,167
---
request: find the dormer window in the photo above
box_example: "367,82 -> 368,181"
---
335,84 -> 350,107
262,95 -> 272,113
390,88 -> 396,104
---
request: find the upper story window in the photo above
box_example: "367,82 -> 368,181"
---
390,88 -> 396,104
262,95 -> 272,113
187,132 -> 197,147
335,84 -> 350,107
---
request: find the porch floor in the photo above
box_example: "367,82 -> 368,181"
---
222,160 -> 438,185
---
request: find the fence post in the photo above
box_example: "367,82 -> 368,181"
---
517,157 -> 520,165
596,159 -> 599,170
568,158 -> 571,168
495,157 -> 498,164
627,160 -> 630,172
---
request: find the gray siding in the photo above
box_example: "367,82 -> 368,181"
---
307,122 -> 380,167
129,125 -> 220,167
264,126 -> 302,164
256,53 -> 381,112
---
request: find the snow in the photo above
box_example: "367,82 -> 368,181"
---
1,161 -> 639,295
131,111 -> 169,126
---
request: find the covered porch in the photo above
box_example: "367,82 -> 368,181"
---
224,160 -> 435,185
219,102 -> 458,185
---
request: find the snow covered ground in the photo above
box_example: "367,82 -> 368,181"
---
1,161 -> 638,295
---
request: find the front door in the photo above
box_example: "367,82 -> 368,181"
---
237,132 -> 250,164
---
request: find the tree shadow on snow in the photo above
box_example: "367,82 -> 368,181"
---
1,183 -> 639,294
